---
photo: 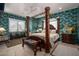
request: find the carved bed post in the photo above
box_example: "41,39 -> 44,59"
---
57,17 -> 60,33
26,16 -> 30,37
45,7 -> 51,53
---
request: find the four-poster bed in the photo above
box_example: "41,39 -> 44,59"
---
22,7 -> 60,55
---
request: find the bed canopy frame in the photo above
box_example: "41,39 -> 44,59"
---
26,7 -> 60,53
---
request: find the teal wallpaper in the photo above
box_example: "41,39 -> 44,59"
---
0,12 -> 26,36
31,7 -> 79,44
0,7 -> 78,43
51,8 -> 78,44
30,18 -> 43,32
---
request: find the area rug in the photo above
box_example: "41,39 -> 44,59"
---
5,38 -> 22,48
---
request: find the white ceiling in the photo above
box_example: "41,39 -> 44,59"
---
4,3 -> 79,17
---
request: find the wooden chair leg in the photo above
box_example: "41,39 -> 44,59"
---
22,43 -> 24,47
39,44 -> 42,51
40,47 -> 42,51
33,44 -> 38,56
22,39 -> 24,47
34,50 -> 36,56
33,48 -> 37,56
39,41 -> 42,51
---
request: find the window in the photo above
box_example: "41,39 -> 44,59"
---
17,20 -> 25,32
9,18 -> 25,32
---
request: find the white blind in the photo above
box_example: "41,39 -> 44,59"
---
9,18 -> 25,32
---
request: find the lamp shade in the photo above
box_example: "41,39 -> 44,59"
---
0,27 -> 6,36
0,27 -> 6,32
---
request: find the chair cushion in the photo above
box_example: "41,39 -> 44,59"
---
24,39 -> 38,44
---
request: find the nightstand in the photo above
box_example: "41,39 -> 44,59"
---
62,34 -> 75,44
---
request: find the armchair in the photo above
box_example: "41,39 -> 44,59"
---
22,36 -> 45,56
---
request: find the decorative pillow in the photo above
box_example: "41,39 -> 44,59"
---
51,30 -> 56,34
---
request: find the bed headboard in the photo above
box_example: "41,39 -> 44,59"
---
43,17 -> 60,33
50,24 -> 56,30
50,17 -> 60,33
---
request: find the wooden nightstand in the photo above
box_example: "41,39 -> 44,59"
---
62,34 -> 75,44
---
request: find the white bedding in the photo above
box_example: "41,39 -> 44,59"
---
30,32 -> 59,47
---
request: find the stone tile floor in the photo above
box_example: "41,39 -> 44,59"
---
0,42 -> 79,56
0,44 -> 49,56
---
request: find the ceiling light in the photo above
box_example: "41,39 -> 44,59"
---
59,7 -> 62,10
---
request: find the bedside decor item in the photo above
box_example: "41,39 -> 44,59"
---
0,26 -> 9,42
0,27 -> 6,36
63,23 -> 76,34
67,26 -> 75,33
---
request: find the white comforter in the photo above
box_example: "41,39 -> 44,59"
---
30,32 -> 59,47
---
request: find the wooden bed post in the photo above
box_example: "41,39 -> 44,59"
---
45,7 -> 51,53
26,16 -> 30,37
57,17 -> 60,33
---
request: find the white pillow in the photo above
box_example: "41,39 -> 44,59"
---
51,30 -> 56,34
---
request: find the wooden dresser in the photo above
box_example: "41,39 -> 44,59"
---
62,34 -> 75,44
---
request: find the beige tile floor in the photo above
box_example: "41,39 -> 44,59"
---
53,43 -> 79,56
0,44 -> 49,56
0,42 -> 79,56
